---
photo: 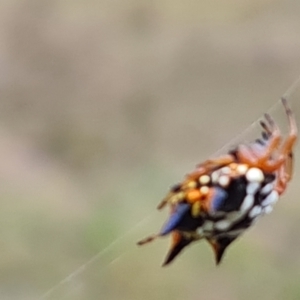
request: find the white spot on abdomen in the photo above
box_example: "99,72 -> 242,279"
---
263,205 -> 273,214
240,195 -> 254,211
218,175 -> 230,187
261,183 -> 274,195
211,170 -> 221,183
262,190 -> 278,207
249,205 -> 262,218
215,220 -> 231,231
246,182 -> 261,195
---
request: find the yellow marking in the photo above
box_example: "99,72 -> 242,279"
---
186,181 -> 197,189
170,196 -> 178,205
191,201 -> 201,217
177,191 -> 185,199
170,192 -> 185,204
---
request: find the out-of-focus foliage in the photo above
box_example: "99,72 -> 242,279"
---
0,0 -> 300,299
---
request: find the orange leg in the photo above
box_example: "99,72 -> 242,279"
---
276,98 -> 297,159
237,112 -> 281,167
262,98 -> 297,173
137,234 -> 159,246
257,112 -> 281,164
274,151 -> 294,195
188,154 -> 236,180
237,98 -> 297,174
252,113 -> 280,153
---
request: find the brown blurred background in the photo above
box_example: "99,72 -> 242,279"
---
1,0 -> 300,299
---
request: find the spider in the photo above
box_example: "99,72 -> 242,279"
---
137,98 -> 297,266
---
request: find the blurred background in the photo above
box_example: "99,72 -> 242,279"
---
1,0 -> 300,299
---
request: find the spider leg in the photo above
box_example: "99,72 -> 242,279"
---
285,152 -> 294,181
277,98 -> 297,159
260,120 -> 272,138
137,203 -> 191,245
137,234 -> 160,246
250,116 -> 279,157
260,98 -> 297,173
188,154 -> 236,180
271,98 -> 297,193
275,152 -> 293,195
257,112 -> 281,162
237,107 -> 282,168
236,144 -> 259,165
239,116 -> 273,163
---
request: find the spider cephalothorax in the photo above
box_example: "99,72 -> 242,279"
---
137,98 -> 297,266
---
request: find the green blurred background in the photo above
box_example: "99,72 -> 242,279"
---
1,0 -> 300,299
